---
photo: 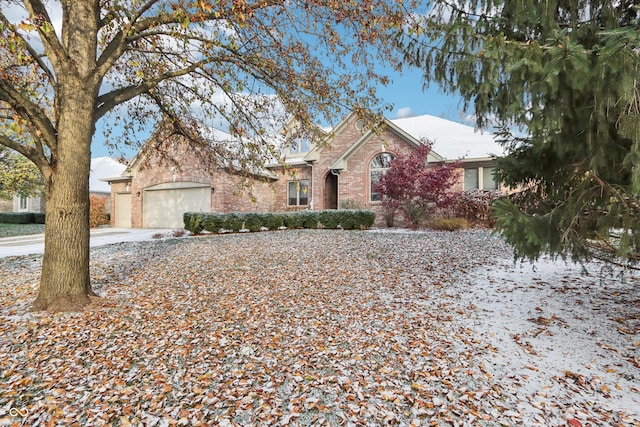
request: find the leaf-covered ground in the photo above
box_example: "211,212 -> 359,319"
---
0,229 -> 638,426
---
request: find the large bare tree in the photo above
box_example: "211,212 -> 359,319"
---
0,0 -> 409,311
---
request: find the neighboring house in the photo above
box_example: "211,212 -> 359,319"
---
12,193 -> 45,213
104,112 -> 504,229
0,198 -> 11,212
6,157 -> 126,215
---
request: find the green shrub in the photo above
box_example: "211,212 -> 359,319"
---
0,212 -> 34,224
429,217 -> 469,231
33,213 -> 46,224
338,210 -> 357,230
298,211 -> 319,229
182,209 -> 376,234
183,212 -> 204,234
221,212 -> 243,232
318,210 -> 340,229
284,211 -> 304,229
203,213 -> 223,233
355,210 -> 376,229
243,212 -> 263,232
262,212 -> 283,229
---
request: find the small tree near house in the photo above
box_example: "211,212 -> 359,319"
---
374,144 -> 460,228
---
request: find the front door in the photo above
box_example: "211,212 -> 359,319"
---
324,172 -> 338,210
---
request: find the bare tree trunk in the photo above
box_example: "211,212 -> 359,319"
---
32,1 -> 100,311
33,90 -> 95,312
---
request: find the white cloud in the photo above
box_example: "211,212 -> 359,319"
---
395,107 -> 413,119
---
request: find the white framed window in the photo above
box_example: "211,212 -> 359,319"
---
482,167 -> 498,190
288,180 -> 309,206
464,168 -> 479,191
19,196 -> 28,211
288,137 -> 311,155
464,166 -> 498,191
370,153 -> 395,202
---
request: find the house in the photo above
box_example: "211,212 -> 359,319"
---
0,198 -> 12,213
104,125 -> 279,229
11,193 -> 45,213
104,113 -> 504,229
3,157 -> 126,215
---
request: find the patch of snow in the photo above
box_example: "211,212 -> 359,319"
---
392,114 -> 505,160
453,255 -> 640,424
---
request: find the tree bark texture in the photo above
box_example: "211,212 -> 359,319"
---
32,1 -> 100,311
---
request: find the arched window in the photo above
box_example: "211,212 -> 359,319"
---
370,153 -> 395,202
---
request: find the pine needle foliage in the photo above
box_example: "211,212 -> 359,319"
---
400,0 -> 640,264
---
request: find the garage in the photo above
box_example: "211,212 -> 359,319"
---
143,182 -> 211,228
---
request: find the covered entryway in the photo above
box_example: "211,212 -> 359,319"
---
324,171 -> 338,210
143,182 -> 211,228
114,193 -> 132,228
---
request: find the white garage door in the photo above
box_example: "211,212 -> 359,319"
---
143,182 -> 211,228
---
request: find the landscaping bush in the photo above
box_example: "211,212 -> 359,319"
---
298,210 -> 319,229
338,210 -> 358,230
355,210 -> 376,229
183,210 -> 376,234
203,213 -> 224,233
0,212 -> 34,224
89,195 -> 108,228
429,217 -> 469,231
262,212 -> 283,230
33,213 -> 46,224
374,144 -> 460,228
339,199 -> 362,210
318,210 -> 340,229
243,213 -> 262,232
221,212 -> 243,232
283,211 -> 304,229
184,212 -> 204,234
453,190 -> 500,227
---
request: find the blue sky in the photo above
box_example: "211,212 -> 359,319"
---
3,1 -> 467,160
379,68 -> 465,123
91,70 -> 465,159
88,4 -> 468,160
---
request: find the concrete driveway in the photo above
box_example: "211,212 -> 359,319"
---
0,228 -> 177,258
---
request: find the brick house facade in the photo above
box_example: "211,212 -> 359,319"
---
105,113 -> 503,228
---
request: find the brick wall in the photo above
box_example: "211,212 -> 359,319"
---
108,117 -> 498,229
214,172 -> 277,213
308,115 -> 418,226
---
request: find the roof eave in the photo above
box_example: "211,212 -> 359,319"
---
100,175 -> 133,183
